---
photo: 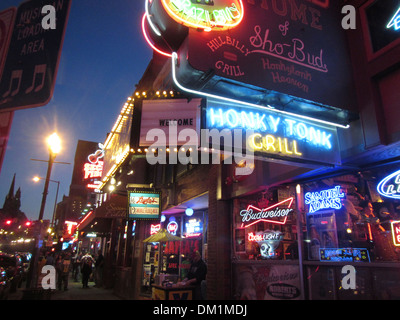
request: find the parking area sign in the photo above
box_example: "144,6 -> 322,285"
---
0,0 -> 71,112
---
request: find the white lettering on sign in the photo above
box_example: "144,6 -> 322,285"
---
304,185 -> 344,213
240,197 -> 294,228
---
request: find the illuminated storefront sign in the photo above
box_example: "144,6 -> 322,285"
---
205,100 -> 340,165
128,191 -> 161,220
248,230 -> 283,259
304,186 -> 344,213
240,197 -> 294,228
387,7 -> 400,31
151,224 -> 161,235
184,218 -> 203,238
167,221 -> 179,235
319,248 -> 370,262
391,220 -> 400,246
377,170 -> 400,199
161,0 -> 244,32
83,143 -> 104,191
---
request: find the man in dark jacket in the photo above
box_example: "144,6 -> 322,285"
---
181,250 -> 207,299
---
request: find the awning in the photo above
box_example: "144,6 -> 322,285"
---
78,194 -> 127,232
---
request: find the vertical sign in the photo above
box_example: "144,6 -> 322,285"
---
0,110 -> 13,173
0,8 -> 16,173
0,8 -> 16,77
0,0 -> 72,112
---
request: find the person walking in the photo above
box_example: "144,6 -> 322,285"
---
81,253 -> 94,288
94,251 -> 104,288
57,252 -> 72,291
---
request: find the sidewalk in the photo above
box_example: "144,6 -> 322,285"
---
8,277 -> 122,300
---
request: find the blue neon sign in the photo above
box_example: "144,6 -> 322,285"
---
377,169 -> 400,199
305,186 -> 345,213
387,7 -> 400,31
205,100 -> 340,165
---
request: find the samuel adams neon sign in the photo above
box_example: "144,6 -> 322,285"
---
304,186 -> 344,213
161,0 -> 244,32
377,170 -> 400,199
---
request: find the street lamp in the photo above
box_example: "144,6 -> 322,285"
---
32,176 -> 60,227
27,132 -> 62,289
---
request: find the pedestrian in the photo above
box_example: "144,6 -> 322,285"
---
57,252 -> 72,291
81,255 -> 93,289
94,251 -> 104,288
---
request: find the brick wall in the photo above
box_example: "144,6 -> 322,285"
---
207,164 -> 232,300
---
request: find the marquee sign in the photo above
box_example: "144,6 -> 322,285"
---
240,197 -> 294,228
161,0 -> 244,31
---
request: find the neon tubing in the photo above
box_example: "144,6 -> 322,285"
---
145,0 -> 161,36
171,52 -> 350,129
142,13 -> 173,58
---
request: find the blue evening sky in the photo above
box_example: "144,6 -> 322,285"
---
0,0 -> 153,221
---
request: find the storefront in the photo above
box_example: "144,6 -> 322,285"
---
140,207 -> 208,298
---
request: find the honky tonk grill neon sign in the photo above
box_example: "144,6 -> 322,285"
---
161,0 -> 244,32
240,197 -> 294,228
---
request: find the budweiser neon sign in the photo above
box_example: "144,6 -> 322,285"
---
240,197 -> 294,228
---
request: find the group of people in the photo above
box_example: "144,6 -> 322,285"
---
40,250 -> 104,291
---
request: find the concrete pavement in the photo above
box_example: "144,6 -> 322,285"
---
8,276 -> 122,300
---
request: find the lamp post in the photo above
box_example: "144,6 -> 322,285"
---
27,133 -> 61,289
33,176 -> 60,228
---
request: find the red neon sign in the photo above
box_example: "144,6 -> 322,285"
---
151,224 -> 161,235
391,221 -> 400,246
240,197 -> 294,228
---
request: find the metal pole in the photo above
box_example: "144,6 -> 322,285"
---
51,180 -> 60,227
27,151 -> 55,289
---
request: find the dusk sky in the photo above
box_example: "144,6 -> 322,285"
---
0,0 -> 153,222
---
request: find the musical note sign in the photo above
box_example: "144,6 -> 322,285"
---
0,0 -> 71,112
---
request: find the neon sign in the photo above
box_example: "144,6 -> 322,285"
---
240,197 -> 294,228
84,144 -> 104,191
304,186 -> 344,213
319,248 -> 370,262
161,0 -> 244,32
391,221 -> 400,246
151,224 -> 161,235
167,221 -> 179,235
377,170 -> 400,199
248,230 -> 283,259
65,221 -> 78,235
387,7 -> 400,31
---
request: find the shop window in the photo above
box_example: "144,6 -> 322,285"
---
303,167 -> 400,263
140,211 -> 207,295
233,188 -> 298,261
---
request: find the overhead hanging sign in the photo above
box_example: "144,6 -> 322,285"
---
161,0 -> 244,31
128,190 -> 161,220
377,169 -> 400,199
205,99 -> 341,165
186,0 -> 356,111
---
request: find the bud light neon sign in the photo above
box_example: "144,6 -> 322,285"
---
305,186 -> 344,213
377,170 -> 400,199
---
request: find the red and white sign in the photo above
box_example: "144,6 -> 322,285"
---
240,197 -> 294,228
0,8 -> 16,78
391,220 -> 400,246
0,110 -> 13,173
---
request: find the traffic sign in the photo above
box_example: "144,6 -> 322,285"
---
0,0 -> 72,112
